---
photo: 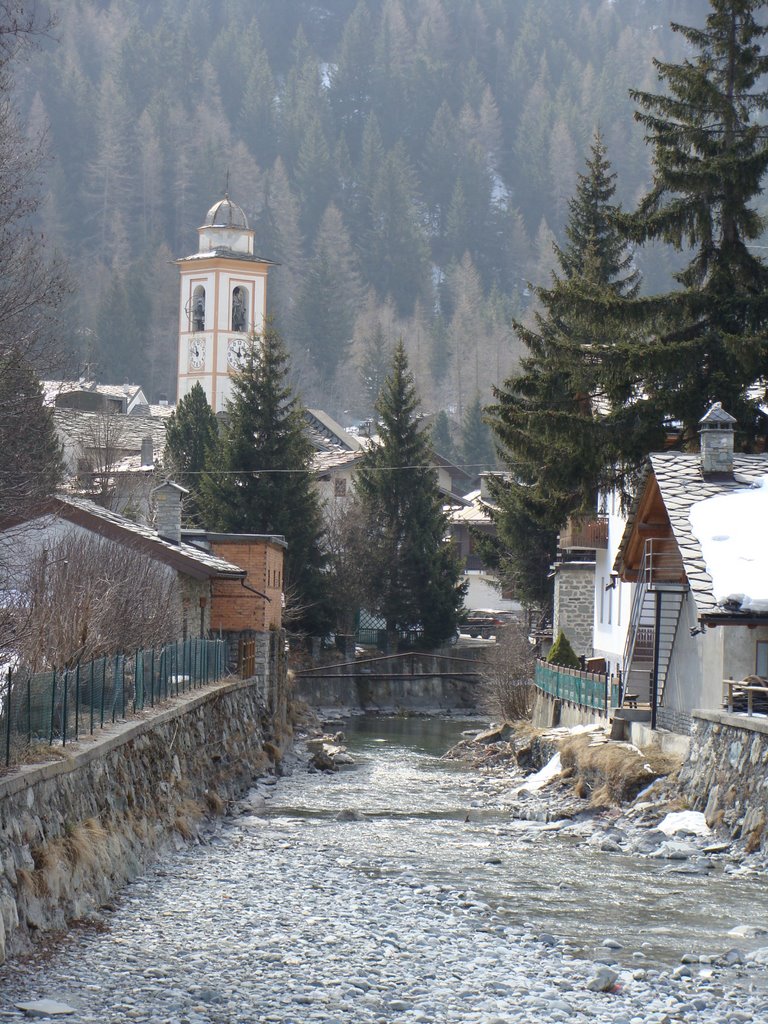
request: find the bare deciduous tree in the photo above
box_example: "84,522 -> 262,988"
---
12,531 -> 178,671
480,621 -> 535,723
76,408 -> 129,508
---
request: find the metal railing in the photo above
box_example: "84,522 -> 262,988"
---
1,638 -> 227,768
535,659 -> 620,713
621,537 -> 687,708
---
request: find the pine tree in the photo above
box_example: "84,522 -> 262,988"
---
461,394 -> 495,476
431,409 -> 457,464
488,132 -> 638,608
164,383 -> 218,524
358,321 -> 392,416
356,341 -> 466,646
200,325 -> 329,636
612,0 -> 768,449
292,204 -> 361,384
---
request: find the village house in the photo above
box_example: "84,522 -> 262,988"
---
0,482 -> 285,659
545,403 -> 768,737
613,403 -> 768,734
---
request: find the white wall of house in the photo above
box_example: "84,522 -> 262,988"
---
463,572 -> 522,614
663,601 -> 768,714
592,489 -> 633,674
661,593 -> 706,712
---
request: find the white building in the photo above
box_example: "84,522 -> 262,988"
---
176,195 -> 274,412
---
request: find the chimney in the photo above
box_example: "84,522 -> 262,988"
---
152,481 -> 188,545
140,436 -> 153,468
699,402 -> 736,477
158,393 -> 169,407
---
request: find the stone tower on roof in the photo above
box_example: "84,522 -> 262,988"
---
175,193 -> 275,413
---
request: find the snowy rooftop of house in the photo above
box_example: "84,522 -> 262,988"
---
53,409 -> 168,460
305,409 -> 362,452
616,451 -> 768,616
688,474 -> 768,613
312,448 -> 363,475
448,489 -> 493,525
43,380 -> 147,407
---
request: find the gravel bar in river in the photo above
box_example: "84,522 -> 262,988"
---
2,715 -> 768,1024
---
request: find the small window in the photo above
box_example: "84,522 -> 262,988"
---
334,477 -> 347,498
757,641 -> 768,678
232,286 -> 248,332
599,577 -> 605,624
607,586 -> 612,625
191,285 -> 205,331
616,583 -> 622,628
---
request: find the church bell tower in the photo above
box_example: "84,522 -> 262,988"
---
176,194 -> 273,412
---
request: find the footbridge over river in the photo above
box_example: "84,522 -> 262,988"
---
293,649 -> 487,712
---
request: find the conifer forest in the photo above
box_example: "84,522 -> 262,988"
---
23,0 -> 725,424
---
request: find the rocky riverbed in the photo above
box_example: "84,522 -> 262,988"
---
1,715 -> 768,1024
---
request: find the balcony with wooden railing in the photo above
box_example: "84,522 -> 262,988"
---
559,514 -> 609,551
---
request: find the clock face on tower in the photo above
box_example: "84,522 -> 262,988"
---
188,337 -> 205,370
227,337 -> 248,369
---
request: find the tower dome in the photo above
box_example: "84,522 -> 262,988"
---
203,194 -> 249,230
197,192 -> 254,256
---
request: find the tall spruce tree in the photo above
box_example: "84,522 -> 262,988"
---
200,325 -> 329,636
356,341 -> 466,647
461,393 -> 496,476
487,132 -> 639,608
616,0 -> 768,447
164,382 -> 218,524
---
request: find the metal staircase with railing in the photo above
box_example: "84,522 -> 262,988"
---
621,538 -> 687,714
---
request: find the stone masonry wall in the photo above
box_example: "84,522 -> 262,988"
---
678,710 -> 768,851
0,671 -> 287,965
553,562 -> 595,658
656,706 -> 693,736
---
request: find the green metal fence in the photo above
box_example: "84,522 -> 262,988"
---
1,638 -> 227,768
534,659 -> 620,713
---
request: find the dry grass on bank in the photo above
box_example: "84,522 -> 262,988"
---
559,733 -> 683,806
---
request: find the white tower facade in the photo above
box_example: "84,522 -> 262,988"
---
176,195 -> 273,412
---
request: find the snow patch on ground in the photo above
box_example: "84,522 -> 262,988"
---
657,810 -> 711,837
519,753 -> 562,793
688,475 -> 768,612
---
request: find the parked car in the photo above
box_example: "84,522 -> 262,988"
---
462,610 -> 514,639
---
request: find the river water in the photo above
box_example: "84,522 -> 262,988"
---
2,715 -> 768,1024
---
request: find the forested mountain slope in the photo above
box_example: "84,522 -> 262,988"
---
24,0 -> 714,420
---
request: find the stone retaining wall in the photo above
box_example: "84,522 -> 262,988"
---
0,674 -> 285,965
678,710 -> 768,851
531,690 -> 609,730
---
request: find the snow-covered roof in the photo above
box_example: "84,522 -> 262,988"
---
688,474 -> 768,613
448,489 -> 494,525
43,379 -> 147,410
312,449 -> 363,475
616,451 -> 768,616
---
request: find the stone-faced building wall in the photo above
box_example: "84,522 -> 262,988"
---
678,709 -> 768,852
552,561 -> 595,658
209,536 -> 285,633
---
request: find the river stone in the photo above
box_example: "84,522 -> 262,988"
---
728,923 -> 768,937
16,1001 -> 77,1017
586,967 -> 618,992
